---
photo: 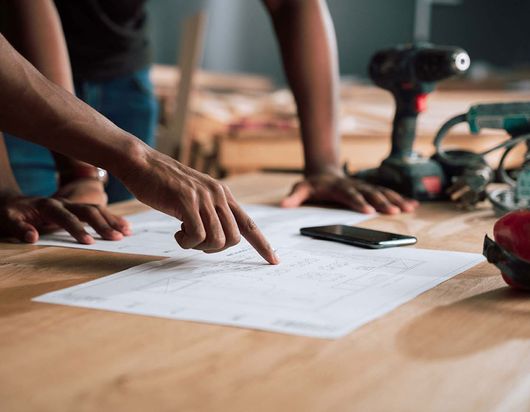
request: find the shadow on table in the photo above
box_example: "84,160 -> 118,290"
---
0,278 -> 87,318
397,287 -> 530,360
0,251 -> 161,318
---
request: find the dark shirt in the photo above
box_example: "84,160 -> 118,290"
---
0,5 -> 6,34
54,0 -> 151,81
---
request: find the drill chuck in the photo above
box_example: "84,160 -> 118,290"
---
414,47 -> 470,82
369,43 -> 470,89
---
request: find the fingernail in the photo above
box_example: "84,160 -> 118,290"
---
388,206 -> 400,214
24,231 -> 36,243
111,230 -> 123,238
82,235 -> 94,244
272,250 -> 280,264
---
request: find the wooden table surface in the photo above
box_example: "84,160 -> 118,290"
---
1,173 -> 529,412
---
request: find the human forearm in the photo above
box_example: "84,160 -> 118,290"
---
263,0 -> 340,175
0,34 -> 143,178
0,133 -> 21,198
3,0 -> 74,92
3,0 -> 103,184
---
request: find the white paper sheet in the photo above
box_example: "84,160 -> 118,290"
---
34,237 -> 484,339
36,204 -> 370,258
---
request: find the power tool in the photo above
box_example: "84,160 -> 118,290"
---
433,101 -> 530,214
352,43 -> 471,200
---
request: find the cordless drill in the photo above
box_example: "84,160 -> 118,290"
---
354,43 -> 470,200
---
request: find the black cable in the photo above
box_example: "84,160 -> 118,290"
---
496,133 -> 530,186
486,132 -> 530,215
433,113 -> 471,166
435,114 -> 530,168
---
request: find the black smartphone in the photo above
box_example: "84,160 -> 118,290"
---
300,225 -> 417,249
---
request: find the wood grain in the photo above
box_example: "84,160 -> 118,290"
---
1,173 -> 529,412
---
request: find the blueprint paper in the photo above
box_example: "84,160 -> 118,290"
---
34,238 -> 484,339
36,204 -> 370,258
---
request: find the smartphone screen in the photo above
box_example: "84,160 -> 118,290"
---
300,225 -> 417,249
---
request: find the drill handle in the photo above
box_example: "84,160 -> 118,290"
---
390,101 -> 419,159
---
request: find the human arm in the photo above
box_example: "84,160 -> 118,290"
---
262,0 -> 418,214
2,0 -> 106,205
0,34 -> 278,264
0,133 -> 21,200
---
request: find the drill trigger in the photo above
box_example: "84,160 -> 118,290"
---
415,94 -> 428,113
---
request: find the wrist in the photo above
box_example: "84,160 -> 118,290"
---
58,177 -> 106,191
301,134 -> 341,178
0,171 -> 22,200
59,166 -> 108,187
109,136 -> 151,186
304,161 -> 342,178
0,189 -> 22,203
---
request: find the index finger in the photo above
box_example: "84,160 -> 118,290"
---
228,201 -> 279,265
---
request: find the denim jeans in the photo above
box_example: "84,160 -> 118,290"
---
4,67 -> 159,203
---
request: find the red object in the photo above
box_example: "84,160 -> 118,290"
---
493,210 -> 530,288
494,210 -> 530,262
415,94 -> 428,113
421,176 -> 442,194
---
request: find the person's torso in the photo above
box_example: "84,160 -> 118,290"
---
54,0 -> 151,81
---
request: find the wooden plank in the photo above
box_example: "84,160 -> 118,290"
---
168,11 -> 207,164
151,64 -> 274,96
218,131 -> 516,173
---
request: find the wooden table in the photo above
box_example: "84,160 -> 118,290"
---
1,173 -> 529,412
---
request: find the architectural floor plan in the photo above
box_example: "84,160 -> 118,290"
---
35,231 -> 484,338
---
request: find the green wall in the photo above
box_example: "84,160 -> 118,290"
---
147,0 -> 530,84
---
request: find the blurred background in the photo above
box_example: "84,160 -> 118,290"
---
147,0 -> 530,178
148,0 -> 530,83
